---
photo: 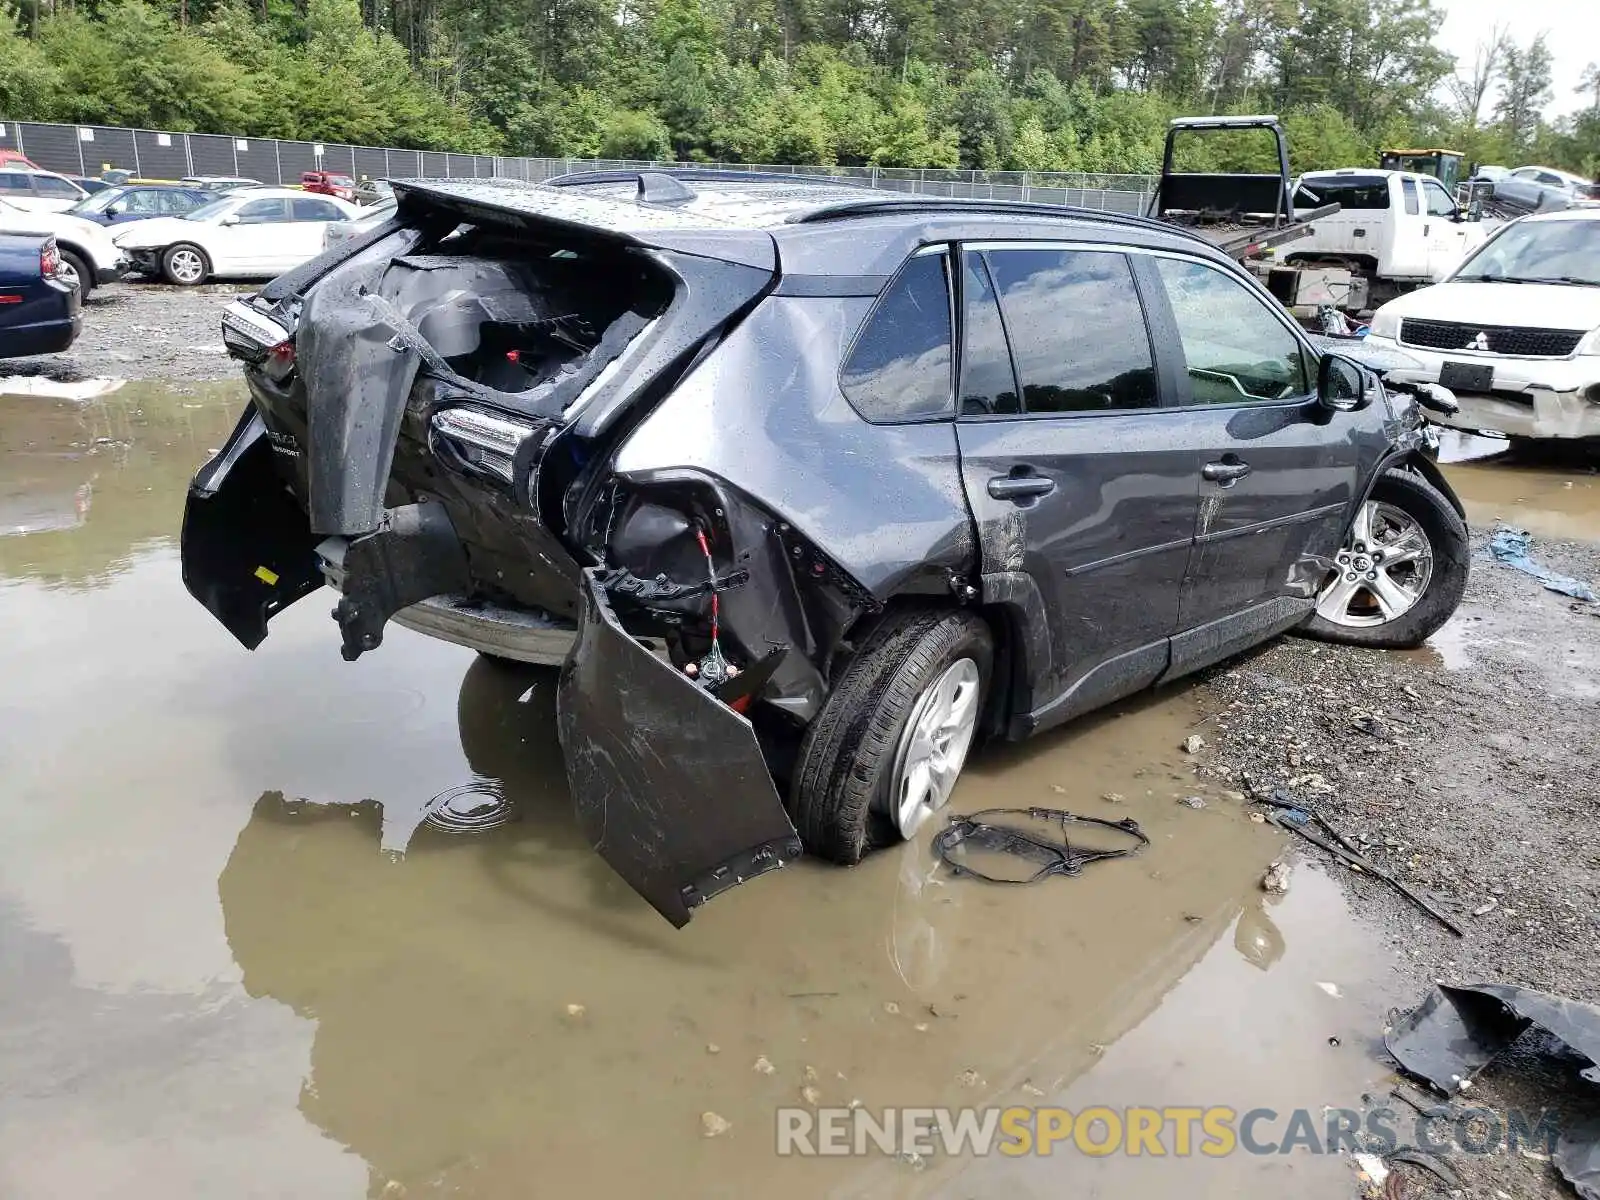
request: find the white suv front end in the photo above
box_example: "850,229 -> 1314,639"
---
1362,209 -> 1600,440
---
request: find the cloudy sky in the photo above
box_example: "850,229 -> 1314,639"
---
1436,0 -> 1598,118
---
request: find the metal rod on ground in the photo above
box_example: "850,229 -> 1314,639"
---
1268,812 -> 1465,937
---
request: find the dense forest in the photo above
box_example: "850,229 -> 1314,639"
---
1,0 -> 1597,175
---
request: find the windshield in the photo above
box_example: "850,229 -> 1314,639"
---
183,197 -> 238,223
71,187 -> 126,215
1454,218 -> 1600,285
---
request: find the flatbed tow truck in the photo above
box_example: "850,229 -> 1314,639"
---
1146,115 -> 1340,262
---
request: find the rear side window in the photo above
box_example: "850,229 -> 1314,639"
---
0,174 -> 32,191
985,248 -> 1158,413
1293,178 -> 1391,210
959,254 -> 1020,416
840,252 -> 953,422
35,176 -> 81,197
1401,179 -> 1420,215
292,197 -> 344,221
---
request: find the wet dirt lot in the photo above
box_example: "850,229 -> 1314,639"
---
1,364 -> 1597,1198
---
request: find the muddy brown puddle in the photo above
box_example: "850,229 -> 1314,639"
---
8,383 -> 1570,1198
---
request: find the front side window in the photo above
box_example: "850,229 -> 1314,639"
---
0,173 -> 33,191
1155,257 -> 1309,403
122,189 -> 162,214
1422,181 -> 1455,217
985,248 -> 1157,413
234,198 -> 288,224
839,251 -> 953,422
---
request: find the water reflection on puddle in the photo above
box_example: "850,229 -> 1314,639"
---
0,380 -> 1402,1198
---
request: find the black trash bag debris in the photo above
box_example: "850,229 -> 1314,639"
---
1386,983 -> 1600,1200
932,807 -> 1148,885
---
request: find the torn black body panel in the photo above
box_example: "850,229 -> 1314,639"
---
557,570 -> 803,926
182,409 -> 324,649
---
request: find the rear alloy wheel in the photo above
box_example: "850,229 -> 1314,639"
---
1300,468 -> 1469,649
789,609 -> 992,865
161,243 -> 209,287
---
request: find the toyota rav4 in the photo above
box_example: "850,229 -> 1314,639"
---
185,170 -> 1470,926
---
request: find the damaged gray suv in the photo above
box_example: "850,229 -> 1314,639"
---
185,170 -> 1469,927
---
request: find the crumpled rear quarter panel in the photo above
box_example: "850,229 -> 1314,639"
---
610,295 -> 974,601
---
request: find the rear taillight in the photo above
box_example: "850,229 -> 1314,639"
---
39,239 -> 61,280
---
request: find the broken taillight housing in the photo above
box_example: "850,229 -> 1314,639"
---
39,239 -> 61,281
428,406 -> 539,489
263,339 -> 296,382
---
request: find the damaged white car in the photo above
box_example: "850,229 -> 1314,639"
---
1363,208 -> 1600,443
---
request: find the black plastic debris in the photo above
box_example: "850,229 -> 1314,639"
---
1387,983 -> 1600,1199
932,807 -> 1148,885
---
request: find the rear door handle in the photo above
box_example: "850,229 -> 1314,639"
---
987,473 -> 1056,501
1202,460 -> 1252,485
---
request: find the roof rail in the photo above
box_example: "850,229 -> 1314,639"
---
788,196 -> 1211,246
547,167 -> 867,190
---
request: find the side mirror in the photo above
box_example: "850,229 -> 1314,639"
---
220,213 -> 240,226
1318,353 -> 1373,414
105,203 -> 123,216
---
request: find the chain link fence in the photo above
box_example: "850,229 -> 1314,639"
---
0,118 -> 1157,214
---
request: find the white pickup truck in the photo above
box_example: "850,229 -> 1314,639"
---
1283,169 -> 1493,309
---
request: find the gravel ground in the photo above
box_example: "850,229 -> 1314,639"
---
0,279 -> 246,382
1195,532 -> 1600,1200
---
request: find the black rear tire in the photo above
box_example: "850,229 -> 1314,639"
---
1299,468 -> 1469,649
789,608 -> 993,865
58,250 -> 92,298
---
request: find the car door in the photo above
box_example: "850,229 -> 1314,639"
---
1498,168 -> 1539,209
951,242 -> 1201,730
1388,178 -> 1431,278
1139,252 -> 1378,677
285,198 -> 347,265
220,197 -> 296,275
1420,178 -> 1472,279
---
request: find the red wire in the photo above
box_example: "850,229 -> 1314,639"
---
696,528 -> 718,641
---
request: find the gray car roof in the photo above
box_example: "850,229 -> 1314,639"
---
389,173 -> 1232,278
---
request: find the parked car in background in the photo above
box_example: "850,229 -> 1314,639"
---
301,171 -> 357,203
1468,165 -> 1510,186
1493,167 -> 1600,213
70,184 -> 211,227
1363,208 -> 1600,442
353,179 -> 393,206
0,168 -> 89,213
180,176 -> 263,193
0,234 -> 81,358
0,150 -> 39,170
67,176 -> 112,195
322,196 -> 396,250
113,187 -> 360,285
189,171 -> 1470,926
0,196 -> 128,296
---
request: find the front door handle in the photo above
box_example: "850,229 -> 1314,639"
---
1202,459 -> 1252,486
987,473 -> 1056,502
